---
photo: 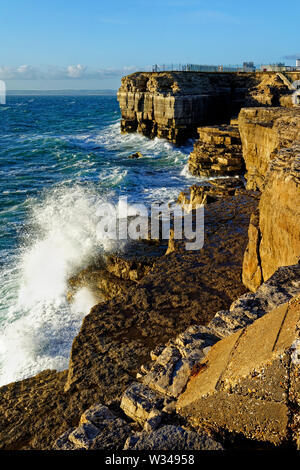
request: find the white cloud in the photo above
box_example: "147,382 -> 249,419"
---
67,64 -> 86,78
0,64 -> 136,80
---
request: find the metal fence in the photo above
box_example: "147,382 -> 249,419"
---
149,63 -> 300,73
150,64 -> 248,73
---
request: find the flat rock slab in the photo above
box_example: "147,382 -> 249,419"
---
177,297 -> 300,445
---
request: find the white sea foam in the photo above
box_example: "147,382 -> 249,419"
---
0,185 -> 121,386
0,121 -> 200,386
66,121 -> 193,164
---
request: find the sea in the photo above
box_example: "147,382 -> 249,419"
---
0,94 -> 200,387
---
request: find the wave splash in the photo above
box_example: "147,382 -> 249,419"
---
0,114 -> 199,387
0,185 -> 119,386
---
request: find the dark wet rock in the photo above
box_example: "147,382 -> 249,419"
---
123,425 -> 224,450
128,152 -> 143,159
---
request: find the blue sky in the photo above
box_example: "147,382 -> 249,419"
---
1,0 -> 299,90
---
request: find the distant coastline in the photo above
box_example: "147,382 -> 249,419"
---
6,89 -> 117,96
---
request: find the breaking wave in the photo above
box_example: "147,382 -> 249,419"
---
0,95 -> 201,386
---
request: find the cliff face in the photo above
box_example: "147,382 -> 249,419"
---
241,108 -> 300,291
188,123 -> 244,177
117,72 -> 233,144
118,71 -> 300,145
238,107 -> 300,191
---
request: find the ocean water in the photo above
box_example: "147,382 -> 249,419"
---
0,95 -> 199,386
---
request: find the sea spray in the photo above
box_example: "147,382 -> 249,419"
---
0,95 -> 200,386
0,185 -> 121,386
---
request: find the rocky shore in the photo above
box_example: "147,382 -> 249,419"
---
0,72 -> 300,450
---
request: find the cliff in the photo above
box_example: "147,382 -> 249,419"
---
238,107 -> 300,190
1,77 -> 300,451
188,123 -> 244,177
117,71 -> 300,145
241,108 -> 300,291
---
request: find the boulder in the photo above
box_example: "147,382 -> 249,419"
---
177,177 -> 245,210
124,425 -> 223,450
54,404 -> 131,450
128,152 -> 143,159
118,71 -> 300,144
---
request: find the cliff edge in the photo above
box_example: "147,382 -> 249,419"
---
117,71 -> 300,144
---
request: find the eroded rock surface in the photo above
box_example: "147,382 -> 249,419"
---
238,107 -> 300,191
118,71 -> 300,145
241,118 -> 300,291
177,296 -> 300,446
188,125 -> 244,177
177,177 -> 245,210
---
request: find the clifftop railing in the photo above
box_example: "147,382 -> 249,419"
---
148,64 -> 300,73
150,64 -> 243,72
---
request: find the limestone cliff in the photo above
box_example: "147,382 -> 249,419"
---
188,124 -> 244,177
241,108 -> 300,291
238,107 -> 300,191
118,71 -> 300,145
1,79 -> 300,451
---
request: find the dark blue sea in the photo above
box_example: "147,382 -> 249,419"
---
0,94 -> 199,385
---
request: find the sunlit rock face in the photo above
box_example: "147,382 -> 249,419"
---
117,71 -> 300,145
240,107 -> 300,291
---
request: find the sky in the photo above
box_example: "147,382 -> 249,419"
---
0,0 -> 299,90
